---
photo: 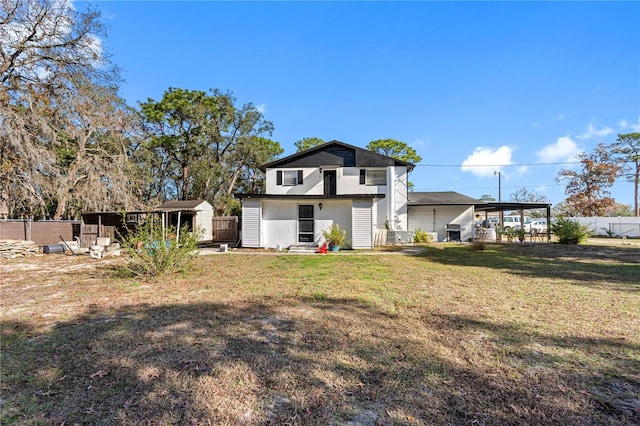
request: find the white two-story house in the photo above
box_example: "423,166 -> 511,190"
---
235,140 -> 414,249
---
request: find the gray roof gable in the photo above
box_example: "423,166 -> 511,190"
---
261,140 -> 415,172
408,191 -> 484,206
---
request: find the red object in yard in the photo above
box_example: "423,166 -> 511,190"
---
316,243 -> 327,254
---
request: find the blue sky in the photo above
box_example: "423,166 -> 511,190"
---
89,1 -> 639,207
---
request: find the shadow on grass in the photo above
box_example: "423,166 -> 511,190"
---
2,298 -> 638,425
417,243 -> 640,291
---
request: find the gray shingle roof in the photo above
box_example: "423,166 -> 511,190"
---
408,191 -> 484,205
260,140 -> 415,172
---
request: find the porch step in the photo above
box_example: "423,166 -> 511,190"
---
287,244 -> 319,254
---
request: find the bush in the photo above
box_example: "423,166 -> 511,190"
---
550,217 -> 592,245
413,229 -> 432,243
121,220 -> 200,277
321,223 -> 347,247
470,240 -> 486,251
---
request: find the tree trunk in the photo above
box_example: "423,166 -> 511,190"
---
635,172 -> 639,217
53,195 -> 67,220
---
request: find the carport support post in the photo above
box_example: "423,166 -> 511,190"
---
546,206 -> 551,242
520,210 -> 524,230
176,211 -> 181,243
472,205 -> 476,242
162,212 -> 166,241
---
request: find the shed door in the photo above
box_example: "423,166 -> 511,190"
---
242,200 -> 261,248
352,200 -> 373,248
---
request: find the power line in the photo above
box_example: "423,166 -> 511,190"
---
413,183 -> 564,192
415,160 -> 635,168
415,161 -> 581,167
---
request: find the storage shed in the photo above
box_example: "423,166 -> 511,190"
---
81,200 -> 215,246
155,200 -> 214,241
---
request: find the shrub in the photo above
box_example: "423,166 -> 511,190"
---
321,223 -> 347,247
550,217 -> 592,245
470,240 -> 486,251
413,229 -> 432,244
120,220 -> 200,277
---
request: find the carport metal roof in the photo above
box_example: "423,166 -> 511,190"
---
474,201 -> 552,212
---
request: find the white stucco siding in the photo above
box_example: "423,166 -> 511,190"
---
316,200 -> 353,248
336,167 -> 385,195
265,168 -> 324,195
373,198 -> 386,230
392,166 -> 409,231
352,200 -> 373,248
241,200 -> 262,248
264,167 -> 407,197
408,206 -> 475,242
261,199 -> 352,249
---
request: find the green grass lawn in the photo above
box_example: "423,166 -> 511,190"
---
1,242 -> 639,425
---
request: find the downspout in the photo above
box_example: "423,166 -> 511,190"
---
433,209 -> 436,232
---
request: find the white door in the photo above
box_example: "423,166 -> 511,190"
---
242,200 -> 261,247
352,200 -> 373,249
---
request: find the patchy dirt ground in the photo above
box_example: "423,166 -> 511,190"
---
1,241 -> 639,425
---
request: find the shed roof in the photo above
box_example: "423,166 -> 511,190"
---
155,200 -> 212,211
408,191 -> 484,206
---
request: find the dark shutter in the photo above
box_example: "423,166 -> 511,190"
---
298,170 -> 303,185
360,169 -> 366,185
276,170 -> 282,185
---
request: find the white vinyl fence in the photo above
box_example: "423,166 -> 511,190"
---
572,217 -> 640,238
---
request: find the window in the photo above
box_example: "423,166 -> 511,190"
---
361,169 -> 386,186
277,170 -> 304,186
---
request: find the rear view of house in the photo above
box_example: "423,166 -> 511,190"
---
235,140 -> 414,249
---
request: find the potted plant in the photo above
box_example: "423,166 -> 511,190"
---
496,226 -> 504,243
322,223 -> 347,252
516,228 -> 527,244
503,227 -> 515,243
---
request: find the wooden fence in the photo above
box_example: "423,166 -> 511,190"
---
80,224 -> 117,248
212,216 -> 238,243
0,220 -> 80,246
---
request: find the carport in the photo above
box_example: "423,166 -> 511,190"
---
474,201 -> 552,242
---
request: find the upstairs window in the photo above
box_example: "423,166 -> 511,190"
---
360,169 -> 386,186
277,170 -> 304,186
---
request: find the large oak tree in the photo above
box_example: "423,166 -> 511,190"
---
1,0 -> 140,219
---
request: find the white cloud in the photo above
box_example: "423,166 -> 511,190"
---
536,136 -> 582,163
461,146 -> 515,178
619,118 -> 640,132
256,104 -> 267,114
576,122 -> 614,140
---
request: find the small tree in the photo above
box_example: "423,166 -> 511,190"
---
550,217 -> 591,244
556,143 -> 623,216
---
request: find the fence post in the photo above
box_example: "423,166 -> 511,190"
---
25,218 -> 32,241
